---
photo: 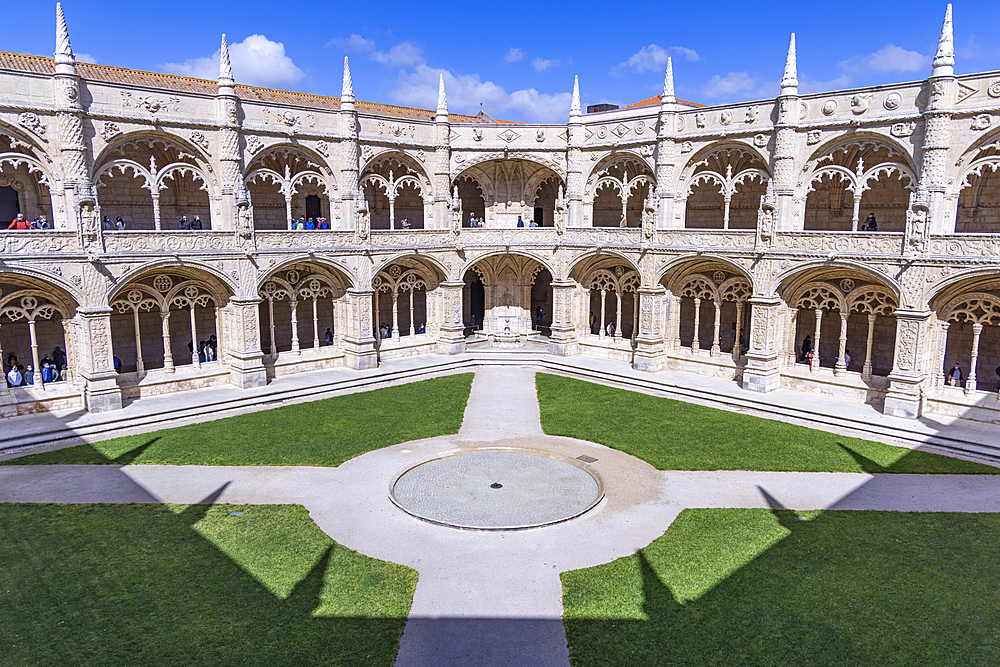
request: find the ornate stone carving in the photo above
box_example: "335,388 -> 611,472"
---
850,94 -> 869,115
956,82 -> 978,105
720,109 -> 733,126
695,113 -> 706,128
989,80 -> 1000,99
753,133 -> 768,147
473,128 -> 483,141
883,92 -> 902,110
17,112 -> 46,141
680,141 -> 693,153
745,106 -> 758,123
189,131 -> 209,150
245,135 -> 264,154
891,122 -> 916,137
316,140 -> 329,157
498,129 -> 520,143
806,130 -> 822,145
100,122 -> 122,142
971,114 -> 992,131
822,100 -> 837,115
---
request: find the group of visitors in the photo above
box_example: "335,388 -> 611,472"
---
179,215 -> 204,230
468,214 -> 484,228
860,213 -> 879,232
587,312 -> 618,336
516,216 -> 540,228
4,347 -> 67,387
6,213 -> 50,230
292,217 -> 330,230
101,216 -> 126,231
186,336 -> 218,363
947,363 -> 1000,391
374,323 -> 425,339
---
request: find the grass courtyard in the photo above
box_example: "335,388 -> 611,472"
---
0,503 -> 416,667
562,508 -> 1000,666
535,373 -> 1000,474
3,373 -> 473,467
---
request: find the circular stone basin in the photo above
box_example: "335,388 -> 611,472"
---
389,448 -> 605,530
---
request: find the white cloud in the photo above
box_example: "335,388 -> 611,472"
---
701,71 -> 759,98
798,74 -> 853,95
327,34 -> 376,52
392,64 -> 572,123
532,58 -> 559,72
839,44 -> 930,74
612,44 -> 701,76
372,42 -> 424,67
76,53 -> 97,64
163,34 -> 304,87
505,47 -> 526,63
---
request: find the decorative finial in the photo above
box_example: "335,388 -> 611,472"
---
570,75 -> 581,117
219,34 -> 234,84
661,57 -> 675,106
932,4 -> 955,77
436,73 -> 448,116
55,2 -> 73,61
342,56 -> 354,101
780,33 -> 798,95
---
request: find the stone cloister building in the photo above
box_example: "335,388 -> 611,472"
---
2,4 -> 1000,424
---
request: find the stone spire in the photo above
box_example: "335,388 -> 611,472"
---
55,2 -> 75,67
780,33 -> 798,95
661,57 -> 675,106
219,34 -> 234,85
436,73 -> 448,116
570,75 -> 581,117
931,4 -> 955,77
342,56 -> 354,102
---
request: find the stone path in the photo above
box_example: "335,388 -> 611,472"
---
3,367 -> 1000,666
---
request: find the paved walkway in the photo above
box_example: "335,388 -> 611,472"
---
3,367 -> 1000,666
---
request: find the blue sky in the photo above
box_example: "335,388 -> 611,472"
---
10,2 -> 999,123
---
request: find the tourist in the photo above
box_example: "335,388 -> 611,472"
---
179,215 -> 189,230
606,321 -> 616,337
800,335 -> 812,362
115,216 -> 125,230
35,215 -> 49,229
948,363 -> 963,387
40,362 -> 54,383
536,306 -> 544,329
844,349 -> 852,368
113,356 -> 121,373
294,218 -> 305,230
517,216 -> 524,227
23,365 -> 34,385
52,346 -> 66,374
589,311 -> 596,334
325,328 -> 334,345
417,323 -> 425,334
318,218 -> 329,230
7,213 -> 32,230
208,335 -> 218,359
7,364 -> 22,387
101,216 -> 115,231
305,218 -> 316,230
619,213 -> 627,228
805,350 -> 814,367
862,213 -> 877,231
191,215 -> 203,230
529,219 -> 538,227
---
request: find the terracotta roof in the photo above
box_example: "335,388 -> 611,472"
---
619,94 -> 706,110
0,51 -> 490,123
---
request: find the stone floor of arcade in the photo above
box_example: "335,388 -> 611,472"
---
3,361 -> 1000,667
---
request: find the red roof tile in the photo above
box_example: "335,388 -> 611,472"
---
619,94 -> 706,110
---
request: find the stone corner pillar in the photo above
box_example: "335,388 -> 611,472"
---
225,298 -> 268,389
883,308 -> 931,419
632,286 -> 666,371
548,280 -> 580,356
741,296 -> 783,393
75,307 -> 123,413
342,288 -> 378,369
436,280 -> 467,355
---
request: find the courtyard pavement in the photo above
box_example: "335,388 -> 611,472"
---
3,367 -> 1000,666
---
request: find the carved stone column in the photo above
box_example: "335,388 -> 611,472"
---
225,298 -> 268,389
548,281 -> 579,356
883,308 -> 931,419
633,286 -> 666,372
339,58 -> 360,230
216,34 -> 242,231
75,308 -> 123,413
774,35 -> 801,231
433,77 -> 451,230
53,6 -> 89,232
567,77 -> 585,228
742,296 -> 783,393
341,288 -> 377,369
436,281 -> 467,355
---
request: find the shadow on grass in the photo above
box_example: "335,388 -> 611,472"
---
563,463 -> 1000,666
0,499 -> 409,667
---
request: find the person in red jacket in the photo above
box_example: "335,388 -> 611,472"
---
7,213 -> 31,230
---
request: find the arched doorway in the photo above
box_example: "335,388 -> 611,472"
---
463,254 -> 552,338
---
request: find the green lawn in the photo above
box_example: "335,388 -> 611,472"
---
5,373 -> 472,467
536,374 -> 998,473
562,509 -> 1000,666
0,503 -> 416,667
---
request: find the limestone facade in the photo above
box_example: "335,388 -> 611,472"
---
3,4 -> 1000,422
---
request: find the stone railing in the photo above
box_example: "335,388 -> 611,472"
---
102,230 -> 239,253
654,229 -> 756,250
562,227 -> 641,246
461,227 -> 560,246
255,230 -> 355,250
773,231 -> 904,256
928,235 -> 1000,259
0,231 -> 79,254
